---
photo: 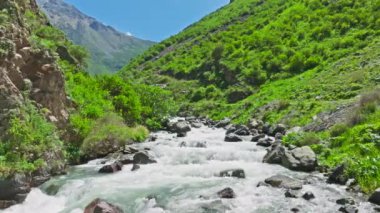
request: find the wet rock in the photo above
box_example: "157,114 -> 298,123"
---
191,122 -> 202,128
256,181 -> 270,187
195,142 -> 207,148
217,187 -> 236,199
262,123 -> 272,134
291,207 -> 300,212
285,190 -> 299,198
177,132 -> 187,137
148,135 -> 158,142
0,200 -> 17,209
281,146 -> 318,172
336,198 -> 355,205
234,125 -> 250,136
369,188 -> 380,205
215,118 -> 231,128
123,146 -> 139,155
201,200 -> 231,212
224,133 -> 242,142
262,143 -> 284,164
338,205 -> 358,213
374,207 -> 380,212
257,138 -> 273,147
31,176 -> 50,187
99,161 -> 123,173
264,175 -> 303,190
327,164 -> 348,185
131,164 -> 140,171
84,198 -> 123,213
133,152 -> 157,164
302,191 -> 315,200
168,121 -> 191,134
220,169 -> 245,179
251,134 -> 266,142
270,124 -> 287,136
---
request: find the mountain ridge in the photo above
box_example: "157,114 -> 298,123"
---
37,0 -> 155,74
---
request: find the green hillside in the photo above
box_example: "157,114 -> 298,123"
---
122,0 -> 380,192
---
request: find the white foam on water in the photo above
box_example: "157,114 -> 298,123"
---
1,123 -> 376,213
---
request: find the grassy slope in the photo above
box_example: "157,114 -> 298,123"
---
121,0 -> 380,192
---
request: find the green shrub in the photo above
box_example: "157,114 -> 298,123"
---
68,45 -> 89,66
284,132 -> 321,147
80,114 -> 148,157
330,123 -> 349,137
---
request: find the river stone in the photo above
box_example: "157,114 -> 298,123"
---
302,191 -> 315,200
195,142 -> 207,148
251,133 -> 266,142
257,181 -> 270,187
177,132 -> 187,137
338,205 -> 358,213
99,161 -> 123,173
369,188 -> 380,205
131,164 -> 140,171
327,164 -> 348,185
133,152 -> 157,164
234,125 -> 250,136
336,198 -> 355,205
257,138 -> 273,147
224,133 -> 242,142
281,146 -> 317,172
285,190 -> 299,198
0,200 -> 17,209
270,124 -> 287,136
248,119 -> 264,130
168,121 -> 191,134
217,187 -> 236,199
191,122 -> 202,128
123,146 -> 139,155
264,175 -> 303,190
262,143 -> 284,164
215,118 -> 231,128
220,169 -> 245,179
84,198 -> 124,213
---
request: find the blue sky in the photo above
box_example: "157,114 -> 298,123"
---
65,0 -> 229,42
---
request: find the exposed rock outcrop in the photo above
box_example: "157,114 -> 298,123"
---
84,198 -> 124,213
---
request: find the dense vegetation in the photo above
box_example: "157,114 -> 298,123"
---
121,0 -> 380,192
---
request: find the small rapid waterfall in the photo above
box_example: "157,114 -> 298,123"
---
2,123 -> 375,213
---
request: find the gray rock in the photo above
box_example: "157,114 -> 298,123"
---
257,138 -> 273,147
275,133 -> 283,140
224,133 -> 242,142
262,143 -> 285,164
264,175 -> 303,190
338,205 -> 358,213
133,152 -> 157,164
369,188 -> 380,205
217,187 -> 235,199
281,146 -> 318,172
251,133 -> 266,142
234,125 -> 250,136
195,142 -> 207,148
285,190 -> 299,198
270,124 -> 287,136
177,132 -> 187,137
220,169 -> 245,179
99,161 -> 123,173
84,198 -> 123,213
131,164 -> 140,171
215,118 -> 231,128
191,122 -> 202,128
168,121 -> 191,133
302,191 -> 315,200
248,119 -> 264,130
327,164 -> 348,185
336,198 -> 355,205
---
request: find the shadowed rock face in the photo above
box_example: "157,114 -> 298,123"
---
0,0 -> 69,208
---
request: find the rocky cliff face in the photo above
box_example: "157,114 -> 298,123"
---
0,0 -> 70,208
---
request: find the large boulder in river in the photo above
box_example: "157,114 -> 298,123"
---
224,133 -> 242,142
133,152 -> 157,164
99,161 -> 123,173
220,169 -> 245,179
0,174 -> 31,209
263,144 -> 317,172
369,188 -> 380,205
168,121 -> 191,134
217,187 -> 236,199
84,198 -> 123,213
281,146 -> 317,172
264,175 -> 303,190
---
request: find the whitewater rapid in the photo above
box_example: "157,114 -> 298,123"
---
2,123 -> 376,213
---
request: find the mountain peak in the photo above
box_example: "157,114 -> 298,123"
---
36,0 -> 155,74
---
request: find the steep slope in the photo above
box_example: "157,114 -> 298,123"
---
36,0 -> 155,74
121,0 -> 380,192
